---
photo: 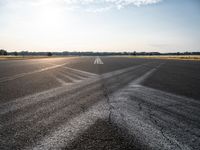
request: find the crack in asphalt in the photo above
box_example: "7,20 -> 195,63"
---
137,101 -> 143,111
1,62 -> 156,149
2,61 -> 198,149
98,63 -> 192,150
101,80 -> 115,124
129,86 -> 198,150
147,107 -> 183,150
134,95 -> 185,150
103,63 -> 199,150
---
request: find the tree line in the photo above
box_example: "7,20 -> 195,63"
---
0,49 -> 200,56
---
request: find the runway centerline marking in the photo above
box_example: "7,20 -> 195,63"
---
94,56 -> 104,64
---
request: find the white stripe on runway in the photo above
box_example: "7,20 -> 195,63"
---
54,77 -> 69,86
29,101 -> 109,150
0,63 -> 151,115
0,63 -> 67,83
63,66 -> 97,76
59,72 -> 82,82
94,56 -> 104,64
27,63 -> 164,149
108,67 -> 199,150
64,71 -> 87,80
110,86 -> 196,150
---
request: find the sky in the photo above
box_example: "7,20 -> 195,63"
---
0,0 -> 200,52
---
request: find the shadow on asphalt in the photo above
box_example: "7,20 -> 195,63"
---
65,119 -> 140,150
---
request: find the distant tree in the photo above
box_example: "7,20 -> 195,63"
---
20,51 -> 29,56
123,52 -> 128,55
0,49 -> 8,55
47,52 -> 52,56
63,51 -> 69,56
184,51 -> 191,55
13,51 -> 18,56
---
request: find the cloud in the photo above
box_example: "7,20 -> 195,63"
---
1,0 -> 162,11
106,0 -> 162,8
86,6 -> 113,13
66,0 -> 162,9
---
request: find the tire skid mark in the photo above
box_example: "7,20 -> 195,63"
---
109,65 -> 200,150
1,61 -> 198,149
26,64 -> 159,149
1,68 -> 146,149
0,62 -> 159,149
0,63 -> 151,115
29,101 -> 109,150
1,90 -> 106,146
0,82 -> 103,127
0,63 -> 153,127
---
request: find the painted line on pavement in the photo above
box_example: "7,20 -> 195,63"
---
94,56 -> 104,64
0,63 -> 67,83
29,101 -> 109,150
0,63 -> 151,115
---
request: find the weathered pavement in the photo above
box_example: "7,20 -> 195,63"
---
0,57 -> 200,150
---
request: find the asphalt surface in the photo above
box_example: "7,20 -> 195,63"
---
0,57 -> 200,150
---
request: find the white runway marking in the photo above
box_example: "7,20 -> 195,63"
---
54,66 -> 98,85
94,56 -> 104,64
54,70 -> 89,86
59,72 -> 81,82
0,63 -> 67,83
28,64 -> 163,149
108,64 -> 199,150
29,101 -> 109,150
0,62 -> 97,83
1,61 -> 198,149
132,63 -> 164,85
110,85 -> 196,150
63,71 -> 86,80
0,63 -> 150,115
63,66 -> 97,76
54,77 -> 68,86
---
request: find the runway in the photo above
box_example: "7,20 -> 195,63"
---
0,57 -> 200,150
